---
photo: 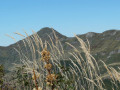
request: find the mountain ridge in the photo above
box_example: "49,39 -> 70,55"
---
1,27 -> 120,71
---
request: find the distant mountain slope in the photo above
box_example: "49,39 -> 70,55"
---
0,27 -> 120,71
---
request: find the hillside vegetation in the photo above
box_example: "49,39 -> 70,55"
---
0,28 -> 120,90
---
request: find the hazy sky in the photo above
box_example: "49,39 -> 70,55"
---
0,0 -> 120,46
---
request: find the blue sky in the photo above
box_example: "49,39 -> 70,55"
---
0,0 -> 120,46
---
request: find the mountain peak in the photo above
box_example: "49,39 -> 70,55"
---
38,27 -> 54,34
37,27 -> 67,39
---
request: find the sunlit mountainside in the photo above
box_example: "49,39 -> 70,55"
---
0,27 -> 120,72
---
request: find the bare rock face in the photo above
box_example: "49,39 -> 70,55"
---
86,32 -> 95,38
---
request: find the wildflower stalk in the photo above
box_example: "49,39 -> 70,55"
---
41,47 -> 57,90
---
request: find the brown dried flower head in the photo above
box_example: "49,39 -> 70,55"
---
44,63 -> 52,70
41,48 -> 50,62
46,74 -> 57,82
33,87 -> 42,90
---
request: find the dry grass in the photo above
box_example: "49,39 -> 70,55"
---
5,30 -> 120,90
